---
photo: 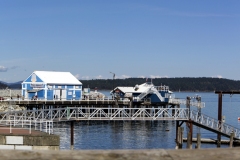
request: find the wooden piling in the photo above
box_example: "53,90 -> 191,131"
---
196,133 -> 201,149
230,132 -> 234,148
179,127 -> 183,149
70,121 -> 74,150
217,93 -> 222,148
187,132 -> 192,149
175,122 -> 179,149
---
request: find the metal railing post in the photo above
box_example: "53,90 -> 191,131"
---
29,120 -> 31,134
10,120 -> 12,133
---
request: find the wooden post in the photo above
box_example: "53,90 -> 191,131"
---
179,127 -> 183,149
186,121 -> 193,149
217,93 -> 222,148
70,121 -> 74,150
187,132 -> 192,149
176,127 -> 183,149
175,121 -> 179,149
196,133 -> 201,149
230,132 -> 234,148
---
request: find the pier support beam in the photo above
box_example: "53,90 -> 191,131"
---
196,133 -> 201,149
187,132 -> 191,149
230,132 -> 234,148
70,121 -> 74,150
176,126 -> 184,149
186,120 -> 193,149
180,127 -> 183,149
175,121 -> 179,149
214,91 -> 240,148
217,93 -> 222,148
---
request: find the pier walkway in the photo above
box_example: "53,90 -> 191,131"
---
0,97 -> 205,107
0,106 -> 240,140
1,98 -> 130,106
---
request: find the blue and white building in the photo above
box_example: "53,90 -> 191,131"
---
111,82 -> 173,104
22,71 -> 82,100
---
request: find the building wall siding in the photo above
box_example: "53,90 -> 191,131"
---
47,90 -> 53,100
22,72 -> 82,100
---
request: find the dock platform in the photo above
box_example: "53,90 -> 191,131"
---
0,126 -> 60,150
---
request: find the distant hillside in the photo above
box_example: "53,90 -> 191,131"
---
8,81 -> 22,89
4,77 -> 240,92
0,82 -> 8,89
81,77 -> 240,92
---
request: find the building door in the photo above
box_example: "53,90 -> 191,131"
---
55,90 -> 60,100
61,90 -> 66,100
55,89 -> 66,100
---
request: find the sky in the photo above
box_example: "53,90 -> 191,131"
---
0,0 -> 240,82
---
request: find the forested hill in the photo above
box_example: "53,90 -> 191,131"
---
80,77 -> 240,92
3,77 -> 240,92
0,82 -> 8,89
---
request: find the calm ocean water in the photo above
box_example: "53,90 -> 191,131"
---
53,91 -> 240,149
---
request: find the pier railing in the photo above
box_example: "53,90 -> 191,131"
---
169,98 -> 205,108
0,114 -> 53,134
0,98 -> 131,106
0,107 -> 189,122
190,110 -> 240,139
1,106 -> 240,139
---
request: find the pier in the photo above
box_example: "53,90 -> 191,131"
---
0,126 -> 59,150
0,94 -> 240,150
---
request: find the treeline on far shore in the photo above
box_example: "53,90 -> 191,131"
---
81,77 -> 240,92
2,77 -> 240,92
0,83 -> 8,89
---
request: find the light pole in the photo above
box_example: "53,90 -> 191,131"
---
110,72 -> 115,99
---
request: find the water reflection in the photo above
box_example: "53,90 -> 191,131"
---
53,92 -> 240,150
54,121 -> 177,150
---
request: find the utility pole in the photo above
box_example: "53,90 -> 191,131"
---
110,72 -> 115,91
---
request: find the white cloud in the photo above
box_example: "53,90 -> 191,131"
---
120,75 -> 130,79
212,75 -> 223,79
149,75 -> 168,78
138,76 -> 146,79
161,75 -> 169,78
0,66 -> 8,72
95,75 -> 103,79
78,74 -> 171,80
81,76 -> 90,80
74,74 -> 80,79
113,74 -> 131,79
